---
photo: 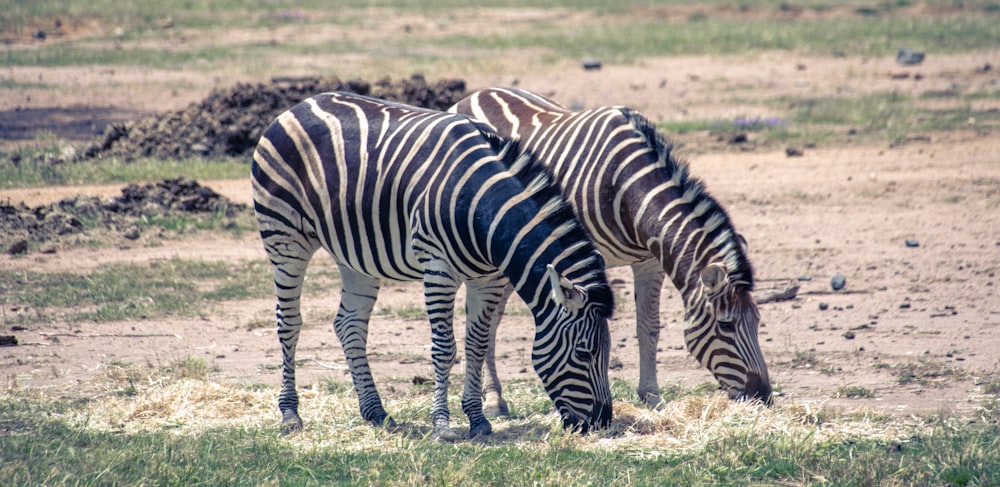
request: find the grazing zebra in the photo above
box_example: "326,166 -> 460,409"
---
252,92 -> 614,438
450,87 -> 772,413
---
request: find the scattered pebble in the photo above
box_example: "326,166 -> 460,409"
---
905,239 -> 919,247
900,302 -> 911,309
582,58 -> 602,71
896,47 -> 925,66
843,331 -> 855,340
818,303 -> 829,311
831,273 -> 846,291
728,133 -> 748,144
785,147 -> 804,157
797,275 -> 812,281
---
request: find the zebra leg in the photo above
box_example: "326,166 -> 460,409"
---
633,259 -> 667,408
461,276 -> 508,437
482,283 -> 515,417
263,238 -> 316,435
421,262 -> 461,440
334,265 -> 395,428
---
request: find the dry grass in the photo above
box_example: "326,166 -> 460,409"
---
69,378 -> 929,454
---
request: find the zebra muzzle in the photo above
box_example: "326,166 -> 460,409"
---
743,372 -> 774,406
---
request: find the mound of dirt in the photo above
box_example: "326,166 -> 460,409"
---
81,74 -> 467,161
2,177 -> 247,254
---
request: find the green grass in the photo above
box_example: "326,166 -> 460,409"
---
442,12 -> 1000,61
4,2 -> 999,69
0,153 -> 249,189
2,378 -> 999,486
0,258 -> 273,324
660,92 -> 1000,147
836,384 -> 876,399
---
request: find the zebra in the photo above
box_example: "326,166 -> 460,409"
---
450,87 -> 772,413
251,91 -> 614,438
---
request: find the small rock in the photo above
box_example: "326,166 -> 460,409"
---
39,243 -> 58,254
896,47 -> 925,66
729,133 -> 748,144
0,335 -> 18,347
905,239 -> 919,247
899,302 -> 911,309
582,58 -> 602,71
818,303 -> 829,311
797,275 -> 812,281
785,147 -> 804,157
123,226 -> 142,240
831,273 -> 846,291
843,331 -> 855,340
33,30 -> 46,40
7,240 -> 28,255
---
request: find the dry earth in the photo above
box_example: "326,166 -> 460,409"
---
1,7 -> 999,421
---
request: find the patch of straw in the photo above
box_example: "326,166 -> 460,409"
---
59,379 -> 933,455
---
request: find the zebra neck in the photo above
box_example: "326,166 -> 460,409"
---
649,221 -> 739,304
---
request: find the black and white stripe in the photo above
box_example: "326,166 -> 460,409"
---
252,92 -> 614,437
450,88 -> 771,411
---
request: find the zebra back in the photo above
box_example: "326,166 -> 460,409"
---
253,91 -> 615,433
451,87 -> 771,404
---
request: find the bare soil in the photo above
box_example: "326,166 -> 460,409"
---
1,8 -> 999,419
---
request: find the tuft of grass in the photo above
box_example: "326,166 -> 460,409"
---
376,304 -> 427,321
836,384 -> 876,399
789,348 -> 820,369
167,356 -> 215,381
894,358 -> 966,387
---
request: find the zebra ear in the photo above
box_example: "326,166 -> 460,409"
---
546,264 -> 585,312
700,263 -> 730,295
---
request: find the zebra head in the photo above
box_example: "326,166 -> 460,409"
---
536,264 -> 614,433
685,260 -> 772,405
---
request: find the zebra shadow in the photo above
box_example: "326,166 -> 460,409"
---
390,419 -> 557,444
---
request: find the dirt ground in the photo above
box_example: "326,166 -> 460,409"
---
1,8 -> 999,420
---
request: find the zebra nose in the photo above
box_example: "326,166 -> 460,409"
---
744,372 -> 774,406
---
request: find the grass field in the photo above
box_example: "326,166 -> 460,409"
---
3,372 -> 999,486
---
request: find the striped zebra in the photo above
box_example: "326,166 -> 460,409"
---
251,92 -> 614,438
450,87 -> 772,413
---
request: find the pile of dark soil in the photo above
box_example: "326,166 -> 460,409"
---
82,74 -> 467,160
2,177 -> 247,255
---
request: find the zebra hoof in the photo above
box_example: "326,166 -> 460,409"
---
432,426 -> 463,443
280,411 -> 304,435
641,392 -> 663,409
370,414 -> 397,429
468,419 -> 493,438
483,395 -> 510,417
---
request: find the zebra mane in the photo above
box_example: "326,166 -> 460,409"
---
620,108 -> 756,291
485,131 -> 614,315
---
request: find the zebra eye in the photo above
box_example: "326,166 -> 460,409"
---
717,318 -> 736,333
